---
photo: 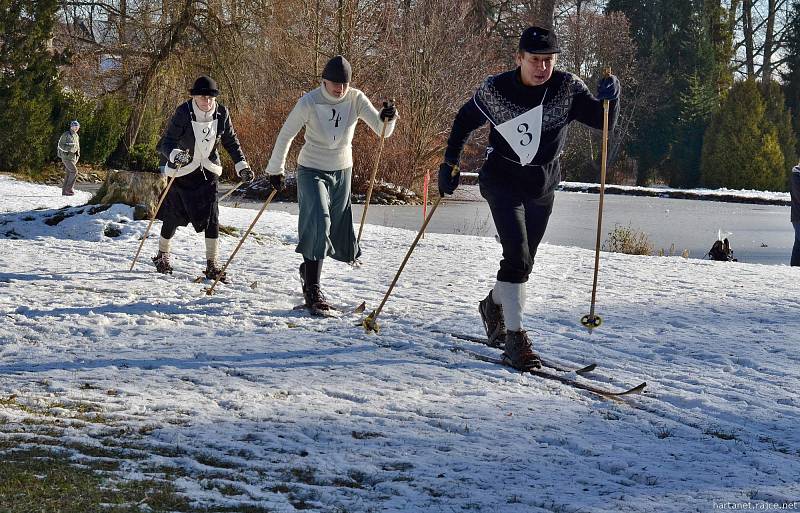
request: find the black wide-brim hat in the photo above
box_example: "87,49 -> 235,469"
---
519,26 -> 561,54
189,75 -> 220,97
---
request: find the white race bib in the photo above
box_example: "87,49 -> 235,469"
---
191,119 -> 218,161
494,105 -> 543,166
315,103 -> 351,147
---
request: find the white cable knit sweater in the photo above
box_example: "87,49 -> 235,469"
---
265,85 -> 397,175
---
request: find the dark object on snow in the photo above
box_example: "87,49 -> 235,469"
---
708,238 -> 737,262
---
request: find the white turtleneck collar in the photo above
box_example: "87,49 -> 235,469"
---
319,82 -> 350,104
192,98 -> 216,122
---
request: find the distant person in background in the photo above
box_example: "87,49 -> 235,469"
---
57,120 -> 80,196
154,75 -> 253,281
791,162 -> 800,266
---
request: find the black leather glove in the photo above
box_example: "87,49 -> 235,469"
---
379,100 -> 396,122
269,174 -> 286,192
597,74 -> 620,101
437,161 -> 460,197
173,149 -> 191,166
237,167 -> 254,183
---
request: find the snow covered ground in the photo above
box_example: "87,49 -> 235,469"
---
1,174 -> 799,512
559,181 -> 792,204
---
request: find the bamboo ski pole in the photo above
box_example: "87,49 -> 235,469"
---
357,117 -> 389,244
362,164 -> 457,333
362,194 -> 444,333
204,188 -> 278,296
129,173 -> 177,271
218,181 -> 244,202
581,93 -> 610,331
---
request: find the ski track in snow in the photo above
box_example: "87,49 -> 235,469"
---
1,175 -> 799,512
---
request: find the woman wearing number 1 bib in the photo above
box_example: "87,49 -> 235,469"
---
265,55 -> 398,313
437,26 -> 620,370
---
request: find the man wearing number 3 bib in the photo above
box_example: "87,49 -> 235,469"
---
438,26 -> 620,370
265,55 -> 398,313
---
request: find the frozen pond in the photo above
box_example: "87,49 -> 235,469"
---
227,186 -> 794,267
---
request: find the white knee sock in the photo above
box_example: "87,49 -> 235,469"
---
205,238 -> 218,261
491,280 -> 526,331
158,237 -> 172,253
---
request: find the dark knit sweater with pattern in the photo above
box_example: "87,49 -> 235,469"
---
444,68 -> 619,197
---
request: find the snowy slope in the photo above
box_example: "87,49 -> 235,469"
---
1,174 -> 799,512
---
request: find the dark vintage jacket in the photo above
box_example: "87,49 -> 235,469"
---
157,100 -> 247,176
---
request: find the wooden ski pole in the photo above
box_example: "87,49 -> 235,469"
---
218,181 -> 244,202
421,170 -> 430,239
129,173 -> 177,271
357,119 -> 388,244
581,79 -> 611,331
362,194 -> 444,333
204,188 -> 278,296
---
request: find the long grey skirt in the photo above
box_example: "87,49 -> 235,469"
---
296,165 -> 361,263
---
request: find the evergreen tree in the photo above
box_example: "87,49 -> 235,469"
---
782,1 -> 800,156
669,73 -> 717,187
763,81 -> 798,188
701,80 -> 785,191
0,0 -> 60,171
606,0 -> 733,185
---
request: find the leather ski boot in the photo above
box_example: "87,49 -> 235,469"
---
478,291 -> 506,347
204,259 -> 228,283
151,251 -> 173,274
502,330 -> 542,371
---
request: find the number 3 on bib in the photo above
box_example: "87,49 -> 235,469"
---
495,105 -> 543,166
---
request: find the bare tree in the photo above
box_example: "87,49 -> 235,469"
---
733,0 -> 793,83
381,0 -> 500,185
558,6 -> 641,183
59,0 -> 200,164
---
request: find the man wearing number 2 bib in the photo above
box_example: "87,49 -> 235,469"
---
438,26 -> 620,370
265,55 -> 398,313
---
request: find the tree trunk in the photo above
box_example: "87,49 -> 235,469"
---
533,0 -> 557,29
312,0 -> 322,77
107,0 -> 196,168
761,0 -> 777,92
742,0 -> 756,77
336,0 -> 347,55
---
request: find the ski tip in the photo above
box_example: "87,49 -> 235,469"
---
354,301 -> 366,314
575,363 -> 597,375
610,381 -> 647,397
623,381 -> 647,395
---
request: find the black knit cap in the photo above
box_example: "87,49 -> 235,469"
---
519,26 -> 561,54
189,75 -> 220,97
322,55 -> 352,83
